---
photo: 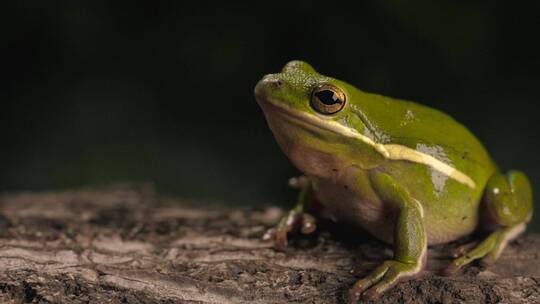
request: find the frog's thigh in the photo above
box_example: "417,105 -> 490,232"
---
484,170 -> 533,227
445,171 -> 533,274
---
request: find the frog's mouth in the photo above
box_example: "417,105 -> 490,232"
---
256,94 -> 377,146
256,90 -> 387,155
261,99 -> 336,134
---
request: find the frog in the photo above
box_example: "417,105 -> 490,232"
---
253,60 -> 533,302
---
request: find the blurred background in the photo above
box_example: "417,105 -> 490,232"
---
2,1 -> 539,231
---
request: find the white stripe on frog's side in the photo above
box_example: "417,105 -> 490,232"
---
264,99 -> 477,189
315,118 -> 476,189
384,144 -> 476,188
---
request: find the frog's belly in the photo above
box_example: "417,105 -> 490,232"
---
312,177 -> 396,244
312,176 -> 477,245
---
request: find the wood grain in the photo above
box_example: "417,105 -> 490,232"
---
0,185 -> 538,303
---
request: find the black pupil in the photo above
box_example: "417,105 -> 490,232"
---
315,90 -> 341,105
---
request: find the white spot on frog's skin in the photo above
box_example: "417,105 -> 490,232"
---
502,205 -> 511,216
493,188 -> 500,194
400,109 -> 416,126
362,121 -> 391,143
430,171 -> 448,196
406,109 -> 415,120
385,144 -> 476,188
416,144 -> 451,196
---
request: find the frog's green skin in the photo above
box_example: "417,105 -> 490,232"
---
254,61 -> 533,302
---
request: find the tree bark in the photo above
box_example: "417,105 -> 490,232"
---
0,185 -> 538,304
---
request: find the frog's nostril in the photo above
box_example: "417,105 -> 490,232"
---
268,79 -> 283,89
263,77 -> 283,88
259,73 -> 285,90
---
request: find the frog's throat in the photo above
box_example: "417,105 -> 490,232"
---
262,98 -> 477,189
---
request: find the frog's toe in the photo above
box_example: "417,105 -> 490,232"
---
288,176 -> 308,189
261,226 -> 290,250
300,213 -> 317,234
262,209 -> 318,249
444,244 -> 494,276
348,263 -> 387,302
443,246 -> 486,276
450,241 -> 478,258
261,227 -> 276,242
274,229 -> 289,250
348,260 -> 421,303
262,225 -> 291,249
442,261 -> 463,276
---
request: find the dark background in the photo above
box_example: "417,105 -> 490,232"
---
2,1 -> 539,231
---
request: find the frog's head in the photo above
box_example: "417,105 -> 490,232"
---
255,61 -> 384,177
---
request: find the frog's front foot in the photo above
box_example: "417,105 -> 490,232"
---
262,175 -> 317,249
262,209 -> 317,250
348,260 -> 422,302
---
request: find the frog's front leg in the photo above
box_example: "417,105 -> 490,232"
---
444,170 -> 533,275
349,171 -> 426,302
262,176 -> 317,249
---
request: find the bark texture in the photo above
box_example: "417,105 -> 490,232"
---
0,185 -> 538,303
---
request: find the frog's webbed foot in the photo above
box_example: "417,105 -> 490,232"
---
348,260 -> 422,302
444,170 -> 532,276
262,210 -> 317,249
443,223 -> 526,275
449,240 -> 478,258
262,176 -> 317,250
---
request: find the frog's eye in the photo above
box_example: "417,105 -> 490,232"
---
311,84 -> 346,115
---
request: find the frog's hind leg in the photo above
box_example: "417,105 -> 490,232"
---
444,171 -> 533,275
444,223 -> 526,275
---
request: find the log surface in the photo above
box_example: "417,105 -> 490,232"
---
0,185 -> 538,303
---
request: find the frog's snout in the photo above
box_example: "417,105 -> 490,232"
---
255,74 -> 284,98
261,74 -> 283,88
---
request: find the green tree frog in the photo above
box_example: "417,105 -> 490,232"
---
254,61 -> 533,302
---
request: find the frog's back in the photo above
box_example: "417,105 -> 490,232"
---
349,90 -> 497,181
347,90 -> 499,243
